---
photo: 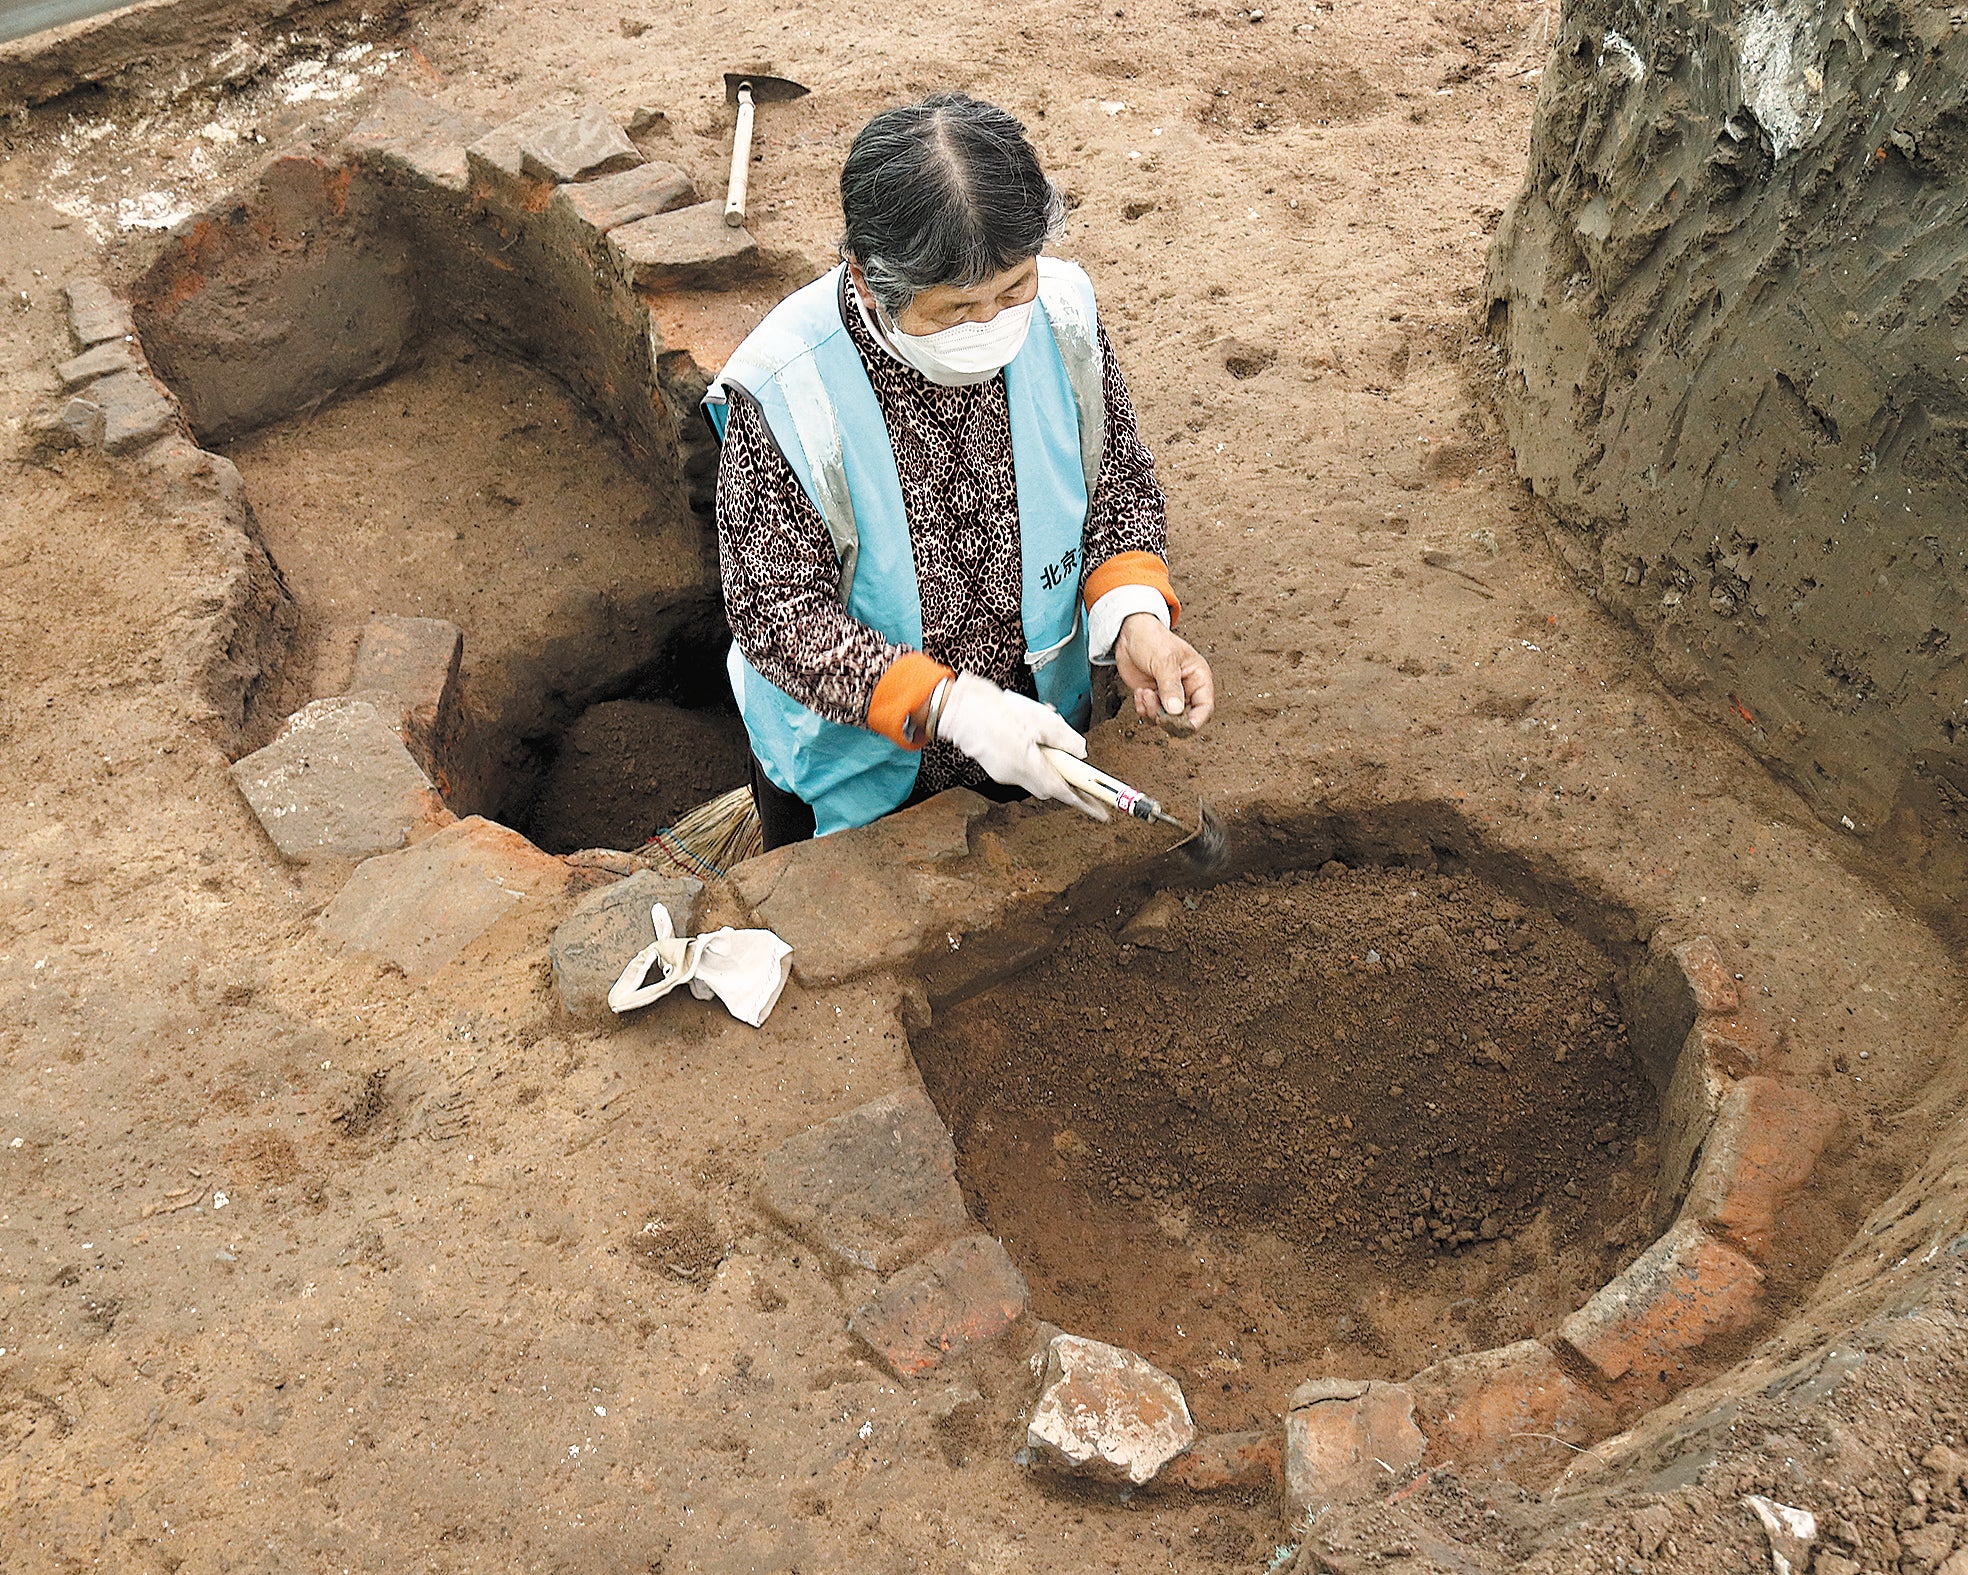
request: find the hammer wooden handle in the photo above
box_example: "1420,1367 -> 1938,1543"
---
724,83 -> 755,228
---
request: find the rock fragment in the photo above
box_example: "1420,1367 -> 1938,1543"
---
1119,890 -> 1184,951
56,339 -> 138,390
757,1088 -> 969,1274
607,201 -> 758,290
63,278 -> 133,349
1025,1334 -> 1196,1486
1284,1378 -> 1424,1523
520,105 -> 641,183
230,698 -> 442,863
549,869 -> 706,1023
317,816 -> 571,979
850,1234 -> 1029,1379
346,614 -> 462,769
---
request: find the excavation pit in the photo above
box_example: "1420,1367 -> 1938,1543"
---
912,858 -> 1662,1434
217,326 -> 747,854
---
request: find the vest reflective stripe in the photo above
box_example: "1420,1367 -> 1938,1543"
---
707,261 -> 1105,836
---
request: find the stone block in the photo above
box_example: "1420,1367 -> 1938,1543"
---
1157,1430 -> 1283,1494
93,370 -> 178,454
1284,1379 -> 1425,1523
849,1234 -> 1029,1379
549,869 -> 706,1023
56,339 -> 137,390
344,86 -> 489,194
1672,934 -> 1740,1015
26,394 -> 105,454
1557,1219 -> 1764,1386
727,790 -> 992,987
520,105 -> 640,183
758,1087 -> 969,1274
548,160 -> 695,244
230,698 -> 443,863
607,201 -> 759,291
1684,1077 -> 1839,1262
64,278 -> 133,349
1026,1334 -> 1196,1487
347,614 -> 462,766
467,106 -> 574,213
1406,1340 -> 1614,1477
318,815 -> 572,979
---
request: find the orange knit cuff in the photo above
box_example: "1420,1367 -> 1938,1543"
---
1083,550 -> 1180,623
867,652 -> 955,749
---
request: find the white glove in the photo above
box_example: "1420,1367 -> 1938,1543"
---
608,904 -> 793,1027
933,673 -> 1103,817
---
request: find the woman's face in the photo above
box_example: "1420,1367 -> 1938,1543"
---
856,257 -> 1041,335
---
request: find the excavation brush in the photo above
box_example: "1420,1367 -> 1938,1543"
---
1039,745 -> 1228,872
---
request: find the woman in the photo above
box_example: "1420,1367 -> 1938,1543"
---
706,91 -> 1214,848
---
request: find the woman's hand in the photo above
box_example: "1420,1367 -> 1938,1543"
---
1114,613 -> 1215,731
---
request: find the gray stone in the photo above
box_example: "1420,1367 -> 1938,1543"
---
344,86 -> 489,193
727,790 -> 991,987
467,105 -> 581,208
63,278 -> 133,349
548,160 -> 695,244
56,339 -> 137,390
849,1234 -> 1029,1380
606,201 -> 758,291
1026,1334 -> 1196,1486
27,395 -> 105,453
93,371 -> 177,454
1284,1378 -> 1424,1523
548,869 -> 706,1022
318,816 -> 572,979
757,1088 -> 969,1274
520,105 -> 640,184
230,698 -> 440,863
346,615 -> 462,767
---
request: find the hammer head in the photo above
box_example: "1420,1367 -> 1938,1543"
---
724,72 -> 810,104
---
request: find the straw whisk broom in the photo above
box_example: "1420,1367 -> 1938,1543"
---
641,786 -> 763,881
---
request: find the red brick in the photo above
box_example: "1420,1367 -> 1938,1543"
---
1557,1220 -> 1763,1386
1684,1077 -> 1839,1261
849,1234 -> 1028,1379
1406,1340 -> 1614,1477
1157,1430 -> 1283,1493
1672,935 -> 1741,1015
1284,1379 -> 1424,1522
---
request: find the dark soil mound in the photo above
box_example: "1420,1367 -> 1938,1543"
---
526,698 -> 749,853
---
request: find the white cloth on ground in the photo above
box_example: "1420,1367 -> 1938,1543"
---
607,903 -> 793,1027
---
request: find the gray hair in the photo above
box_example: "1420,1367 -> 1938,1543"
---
840,92 -> 1066,318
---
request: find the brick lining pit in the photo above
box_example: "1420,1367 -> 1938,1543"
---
91,92 -> 774,857
891,806 -> 1841,1487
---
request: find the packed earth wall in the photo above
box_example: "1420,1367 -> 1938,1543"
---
1482,0 -> 1968,918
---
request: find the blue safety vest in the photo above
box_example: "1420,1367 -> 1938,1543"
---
705,260 -> 1108,836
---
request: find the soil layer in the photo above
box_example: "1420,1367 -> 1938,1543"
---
915,864 -> 1653,1428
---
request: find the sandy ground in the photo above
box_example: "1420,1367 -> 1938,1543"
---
1,1 -> 1966,1572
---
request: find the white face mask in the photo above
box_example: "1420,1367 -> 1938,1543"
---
856,282 -> 1037,387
